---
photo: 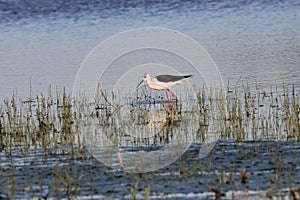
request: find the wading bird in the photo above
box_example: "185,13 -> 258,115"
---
137,73 -> 192,101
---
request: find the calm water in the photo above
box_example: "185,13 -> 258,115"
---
0,0 -> 299,100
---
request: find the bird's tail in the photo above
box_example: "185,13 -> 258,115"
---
184,75 -> 192,78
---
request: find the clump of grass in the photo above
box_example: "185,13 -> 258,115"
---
0,86 -> 75,155
221,83 -> 300,141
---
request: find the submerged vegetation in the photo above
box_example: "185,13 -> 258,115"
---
0,83 -> 299,199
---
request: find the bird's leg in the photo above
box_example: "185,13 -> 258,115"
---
167,89 -> 178,102
165,90 -> 170,102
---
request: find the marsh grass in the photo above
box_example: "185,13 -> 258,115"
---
0,87 -> 75,155
0,83 -> 299,154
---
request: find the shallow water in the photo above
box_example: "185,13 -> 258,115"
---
1,0 -> 299,99
1,141 -> 299,199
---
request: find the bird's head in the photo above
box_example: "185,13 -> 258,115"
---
142,73 -> 150,81
137,73 -> 150,89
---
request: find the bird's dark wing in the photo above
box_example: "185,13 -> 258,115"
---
155,74 -> 192,83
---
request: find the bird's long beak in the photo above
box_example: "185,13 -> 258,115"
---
136,80 -> 144,89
